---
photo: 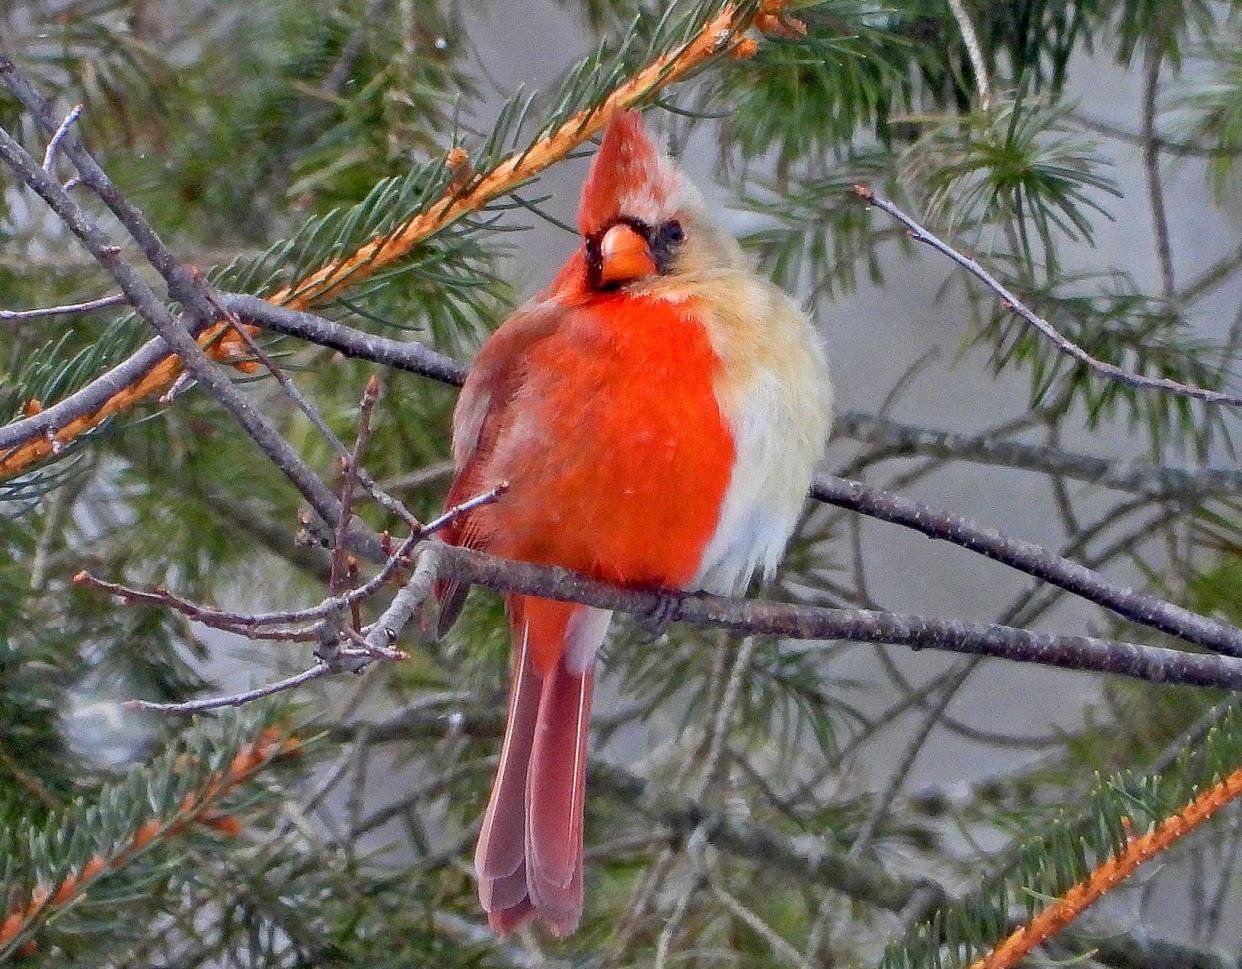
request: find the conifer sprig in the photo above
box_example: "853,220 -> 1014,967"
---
970,760 -> 1242,969
0,717 -> 297,959
881,703 -> 1242,969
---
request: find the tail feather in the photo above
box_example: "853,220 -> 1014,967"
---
474,596 -> 610,937
475,611 -> 540,914
526,661 -> 593,935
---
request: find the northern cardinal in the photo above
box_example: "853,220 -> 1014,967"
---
437,109 -> 831,936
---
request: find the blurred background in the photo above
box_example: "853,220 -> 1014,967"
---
3,1 -> 1242,966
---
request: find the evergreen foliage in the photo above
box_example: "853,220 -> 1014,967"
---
2,0 -> 1242,965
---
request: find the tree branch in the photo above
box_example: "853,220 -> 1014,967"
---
0,120 -> 383,558
426,543 -> 1242,691
836,410 -> 1242,499
811,473 -> 1242,659
0,729 -> 294,957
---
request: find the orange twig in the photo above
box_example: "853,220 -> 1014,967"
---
0,728 -> 296,955
0,323 -> 253,477
0,5 -> 756,482
968,763 -> 1242,969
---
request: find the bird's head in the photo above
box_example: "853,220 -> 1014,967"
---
573,109 -> 745,293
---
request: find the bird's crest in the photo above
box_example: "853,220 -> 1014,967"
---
578,110 -> 682,236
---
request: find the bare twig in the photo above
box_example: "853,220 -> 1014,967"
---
330,376 -> 381,593
71,572 -> 322,642
711,875 -> 817,969
852,185 -> 1242,407
75,483 -> 508,638
40,103 -> 80,172
210,304 -> 418,527
0,291 -> 127,323
1070,111 -> 1242,160
124,663 -> 332,714
652,867 -> 705,969
848,664 -> 973,859
1141,45 -> 1175,301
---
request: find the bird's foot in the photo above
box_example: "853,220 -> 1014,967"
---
636,590 -> 683,642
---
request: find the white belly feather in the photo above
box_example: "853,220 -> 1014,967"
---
691,275 -> 832,594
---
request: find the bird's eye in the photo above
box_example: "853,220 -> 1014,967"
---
660,220 -> 684,245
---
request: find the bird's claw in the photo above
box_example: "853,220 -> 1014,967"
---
636,591 -> 682,642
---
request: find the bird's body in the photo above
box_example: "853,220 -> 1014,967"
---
438,110 -> 831,936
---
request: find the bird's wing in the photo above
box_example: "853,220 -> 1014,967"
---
435,300 -> 566,632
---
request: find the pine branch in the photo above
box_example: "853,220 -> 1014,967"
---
0,119 -> 367,552
334,700 -> 1232,969
882,703 -> 1242,969
0,720 -> 298,958
970,768 -> 1242,969
0,0 -> 760,482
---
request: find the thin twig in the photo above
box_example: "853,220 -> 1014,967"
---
40,103 -> 80,171
72,572 -> 322,641
0,291 -> 127,323
710,874 -> 817,969
653,868 -> 704,969
1141,44 -> 1175,301
848,664 -> 972,858
852,185 -> 1242,407
330,376 -> 381,593
125,663 -> 332,714
212,302 -> 418,527
1070,111 -> 1242,160
835,410 -> 1242,499
75,483 -> 508,632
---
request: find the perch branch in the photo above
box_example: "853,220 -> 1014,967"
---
421,544 -> 1242,692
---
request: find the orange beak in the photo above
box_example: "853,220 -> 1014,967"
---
598,223 -> 656,287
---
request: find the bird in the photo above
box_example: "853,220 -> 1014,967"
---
436,108 -> 832,937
